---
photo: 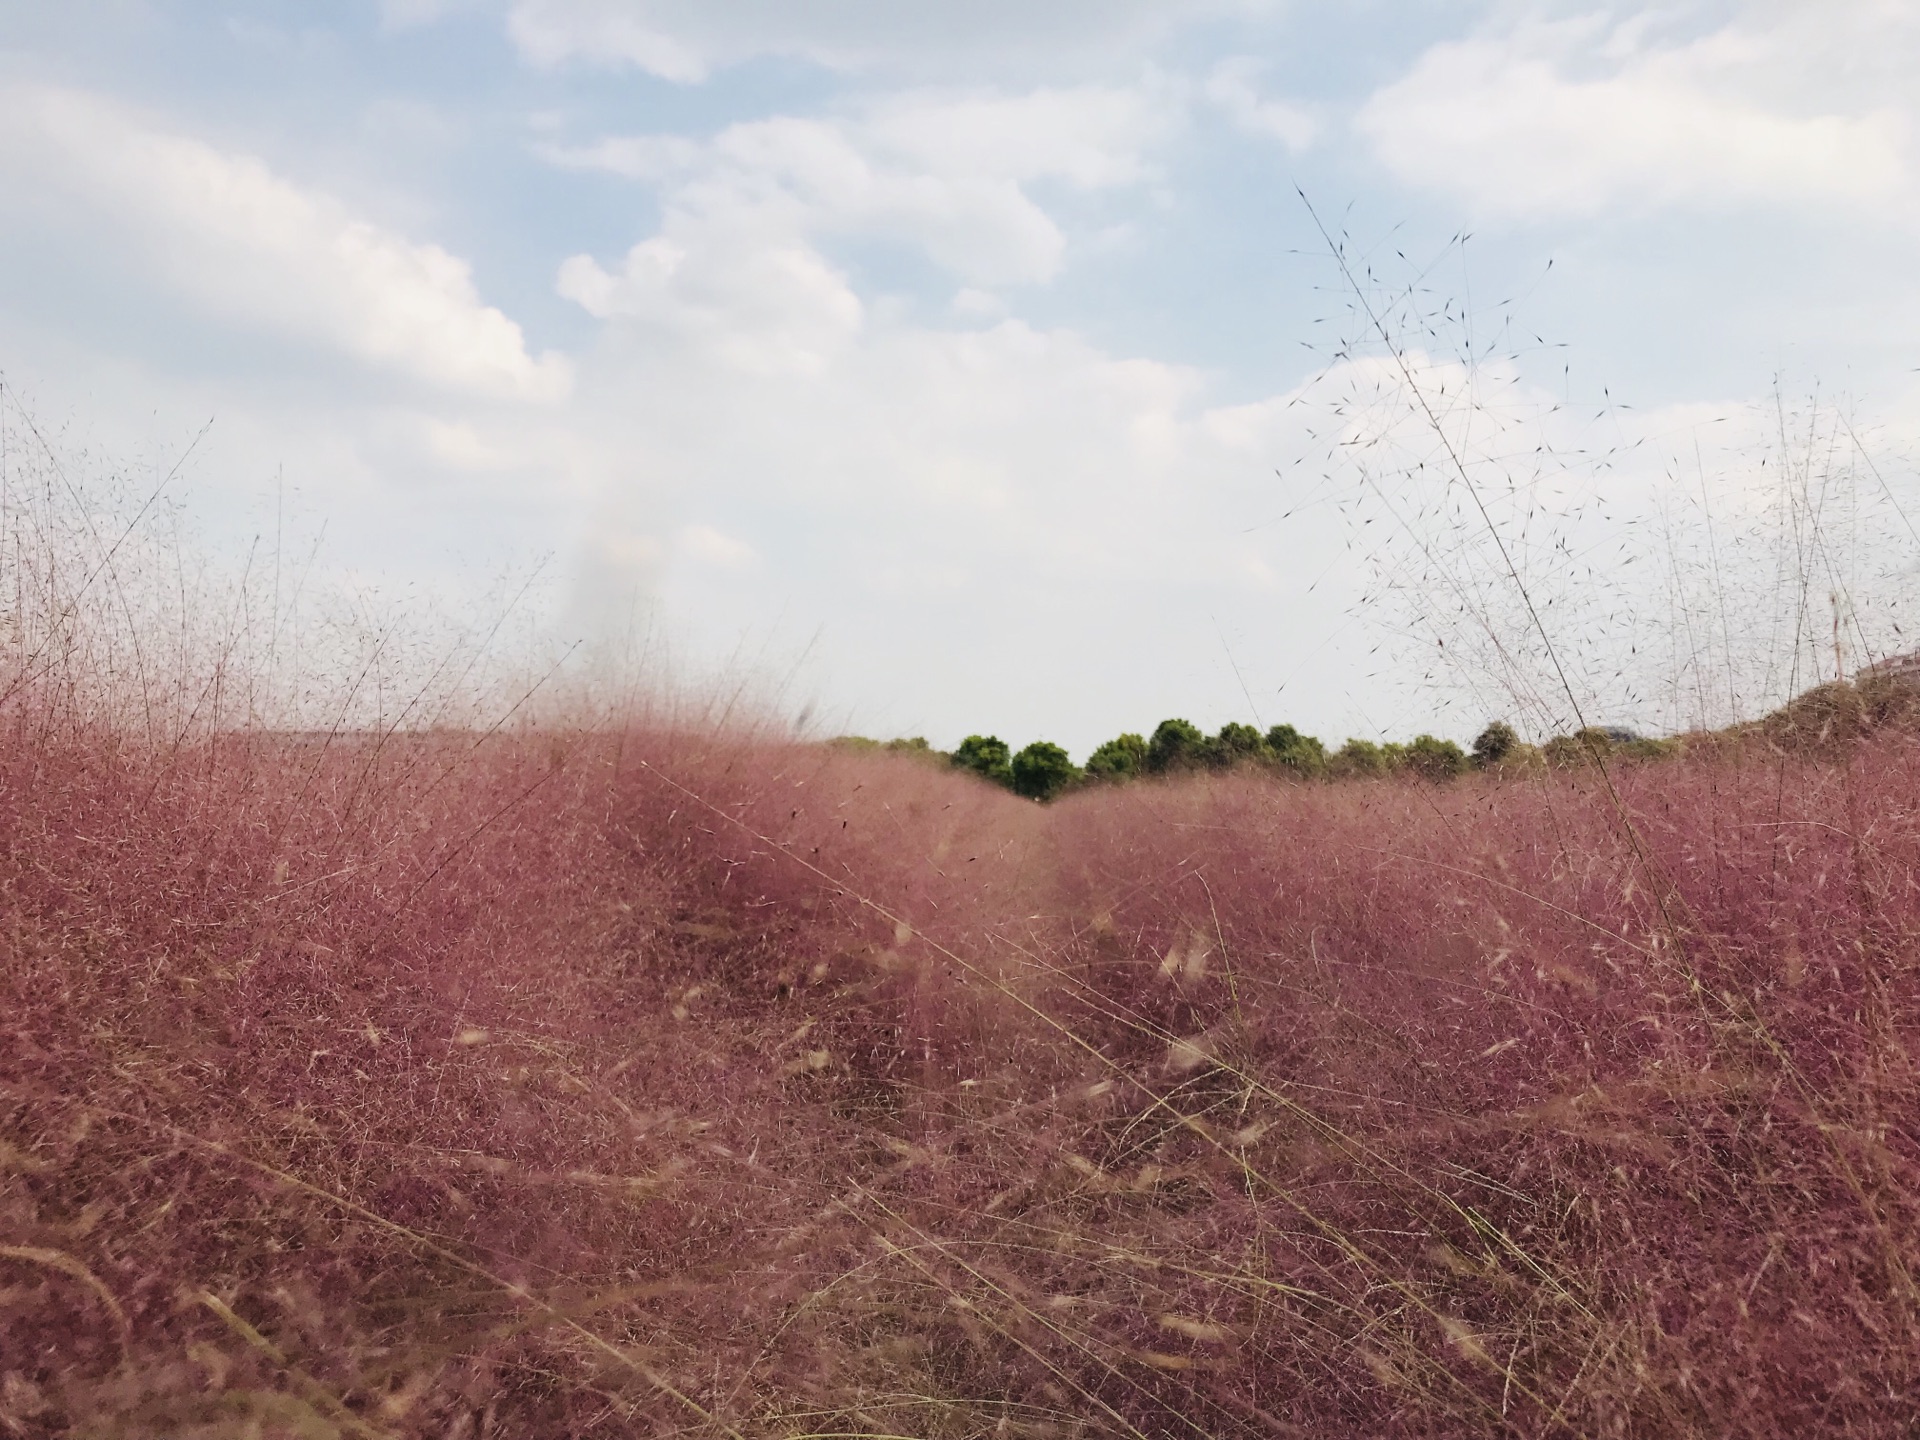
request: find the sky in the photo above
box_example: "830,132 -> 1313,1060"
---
2,0 -> 1918,753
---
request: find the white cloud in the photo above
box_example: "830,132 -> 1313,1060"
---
551,258 -> 1386,747
419,417 -> 515,471
951,288 -> 1008,320
507,0 -> 1277,82
536,76 -> 1344,739
378,0 -> 484,31
558,234 -> 864,376
1357,15 -> 1910,220
0,84 -> 570,401
23,0 -> 1920,753
1204,58 -> 1316,151
542,85 -> 1172,294
563,283 -> 1786,747
865,86 -> 1171,188
510,0 -> 706,80
677,523 -> 756,569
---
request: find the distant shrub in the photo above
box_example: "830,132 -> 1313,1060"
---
1545,727 -> 1616,769
1471,720 -> 1518,768
1402,733 -> 1468,782
1543,734 -> 1582,768
952,734 -> 1014,788
1084,732 -> 1147,782
1494,741 -> 1548,774
1145,718 -> 1209,773
1618,735 -> 1678,761
861,716 -> 1673,790
1539,727 -> 1676,768
830,734 -> 946,762
1084,721 -> 1331,784
1328,737 -> 1394,778
1010,741 -> 1081,802
1758,671 -> 1920,752
1265,723 -> 1327,777
1211,721 -> 1267,770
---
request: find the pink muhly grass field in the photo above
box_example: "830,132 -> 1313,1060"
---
3,698 -> 1918,1436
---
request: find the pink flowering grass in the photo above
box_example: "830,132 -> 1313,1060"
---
3,700 -> 1917,1437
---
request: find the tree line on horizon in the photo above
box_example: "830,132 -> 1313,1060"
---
825,718 -> 1647,802
829,657 -> 1920,803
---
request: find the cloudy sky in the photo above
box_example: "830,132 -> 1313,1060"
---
2,1 -> 1917,752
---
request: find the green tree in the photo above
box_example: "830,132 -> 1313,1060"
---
831,736 -> 947,765
883,736 -> 948,765
1329,738 -> 1392,778
1402,734 -> 1468,782
1471,721 -> 1518,768
1544,727 -> 1614,769
1212,722 -> 1269,769
952,734 -> 1014,788
1084,733 -> 1148,782
1010,741 -> 1081,801
1618,735 -> 1677,762
1146,718 -> 1208,774
1265,724 -> 1327,777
